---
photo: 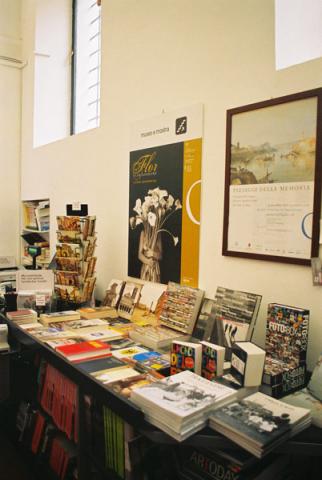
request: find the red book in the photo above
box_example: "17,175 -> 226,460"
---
56,340 -> 110,361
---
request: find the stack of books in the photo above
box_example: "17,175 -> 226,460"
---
262,303 -> 309,398
131,370 -> 237,441
130,282 -> 204,349
55,339 -> 111,362
39,310 -> 81,326
55,215 -> 97,304
209,391 -> 311,458
7,309 -> 38,324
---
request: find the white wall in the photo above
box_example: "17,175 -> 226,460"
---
0,0 -> 21,260
20,0 -> 322,369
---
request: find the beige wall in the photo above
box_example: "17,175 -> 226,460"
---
20,0 -> 322,368
0,0 -> 21,260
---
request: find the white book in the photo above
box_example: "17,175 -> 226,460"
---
230,341 -> 266,387
131,370 -> 237,425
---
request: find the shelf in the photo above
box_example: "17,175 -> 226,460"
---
22,228 -> 50,233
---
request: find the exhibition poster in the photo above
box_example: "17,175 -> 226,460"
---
128,104 -> 203,287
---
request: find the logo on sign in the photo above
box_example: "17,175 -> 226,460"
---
176,116 -> 187,134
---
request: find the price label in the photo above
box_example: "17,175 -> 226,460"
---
36,294 -> 46,306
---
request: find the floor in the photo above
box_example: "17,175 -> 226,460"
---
0,432 -> 34,480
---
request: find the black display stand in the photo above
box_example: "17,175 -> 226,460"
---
3,316 -> 322,480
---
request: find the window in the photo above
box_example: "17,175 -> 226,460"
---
275,0 -> 322,70
71,0 -> 102,135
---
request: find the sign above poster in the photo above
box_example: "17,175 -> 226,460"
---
130,103 -> 203,150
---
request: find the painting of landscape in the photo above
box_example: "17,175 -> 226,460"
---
230,97 -> 318,185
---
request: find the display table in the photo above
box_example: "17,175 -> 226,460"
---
3,315 -> 322,480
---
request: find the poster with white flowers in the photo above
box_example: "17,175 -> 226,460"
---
128,104 -> 203,287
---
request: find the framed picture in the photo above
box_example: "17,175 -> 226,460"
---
222,88 -> 322,265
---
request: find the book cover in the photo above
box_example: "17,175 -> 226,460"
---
117,281 -> 142,320
133,351 -> 170,371
200,341 -> 225,379
210,392 -> 309,451
171,340 -> 202,375
192,298 -> 216,341
159,282 -> 204,334
132,282 -> 167,325
108,373 -> 162,398
56,340 -> 110,360
112,346 -> 149,360
79,329 -> 122,342
102,279 -> 125,308
95,367 -> 141,384
77,306 -> 115,320
209,287 -> 262,361
74,355 -> 126,374
39,310 -> 81,325
265,303 -> 309,367
132,370 -> 236,420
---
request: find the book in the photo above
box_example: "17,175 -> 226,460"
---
230,342 -> 266,387
209,391 -> 311,458
108,372 -> 162,398
112,346 -> 149,360
45,338 -> 83,349
170,340 -> 202,375
131,370 -> 237,441
74,355 -> 127,375
200,340 -> 225,379
56,340 -> 111,361
132,351 -> 170,372
77,306 -> 116,320
58,318 -> 110,334
159,282 -> 204,335
263,303 -> 309,397
117,281 -> 142,320
209,287 -> 262,361
129,324 -> 187,350
95,367 -> 142,385
265,303 -> 309,368
102,279 -> 125,308
132,282 -> 167,325
78,329 -> 123,342
7,309 -> 38,324
39,310 -> 81,326
191,298 -> 216,341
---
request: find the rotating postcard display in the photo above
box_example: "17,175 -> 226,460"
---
54,216 -> 97,307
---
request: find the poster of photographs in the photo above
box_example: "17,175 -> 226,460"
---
223,89 -> 322,265
128,104 -> 203,287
